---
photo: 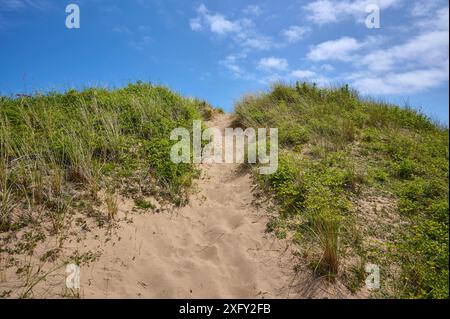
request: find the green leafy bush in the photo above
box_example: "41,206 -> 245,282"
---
0,82 -> 210,231
235,82 -> 449,298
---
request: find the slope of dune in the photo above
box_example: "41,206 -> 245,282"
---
2,82 -> 446,299
0,112 -> 363,298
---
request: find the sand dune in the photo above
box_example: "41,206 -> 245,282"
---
76,114 -> 359,299
1,113 -> 357,298
78,114 -> 300,298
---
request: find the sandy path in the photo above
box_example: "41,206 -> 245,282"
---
0,113 -> 364,299
79,113 -> 302,298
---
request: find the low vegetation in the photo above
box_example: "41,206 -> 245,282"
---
0,80 -> 447,299
235,82 -> 449,298
0,82 -> 212,297
0,82 -> 213,231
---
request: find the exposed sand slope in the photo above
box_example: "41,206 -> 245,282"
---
1,113 -> 357,298
80,114 -> 302,298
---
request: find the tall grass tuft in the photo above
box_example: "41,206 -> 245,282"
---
312,216 -> 340,279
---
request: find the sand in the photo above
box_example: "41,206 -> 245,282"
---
1,113 -> 358,298
77,114 -> 300,298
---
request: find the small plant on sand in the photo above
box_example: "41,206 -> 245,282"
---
105,193 -> 118,221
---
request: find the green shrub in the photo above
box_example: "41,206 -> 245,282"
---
0,82 -> 212,231
235,82 -> 449,298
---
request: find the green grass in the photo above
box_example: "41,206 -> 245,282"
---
0,80 -> 447,299
0,82 -> 212,233
0,82 -> 218,298
235,82 -> 449,298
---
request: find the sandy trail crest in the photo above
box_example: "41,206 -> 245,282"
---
81,113 -> 301,298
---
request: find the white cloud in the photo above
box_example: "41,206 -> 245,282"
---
351,66 -> 449,94
189,4 -> 275,51
303,5 -> 449,95
281,26 -> 310,43
243,5 -> 262,16
304,0 -> 401,25
205,14 -> 241,35
307,37 -> 363,61
411,0 -> 442,17
193,4 -> 241,35
187,1 -> 450,101
303,0 -> 338,24
346,7 -> 448,95
291,69 -> 317,78
237,32 -> 274,50
189,17 -> 202,31
289,69 -> 332,86
187,1 -> 448,97
220,54 -> 246,77
415,6 -> 449,31
307,36 -> 382,62
258,57 -> 288,71
359,30 -> 449,72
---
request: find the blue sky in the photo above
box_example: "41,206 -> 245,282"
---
0,0 -> 448,123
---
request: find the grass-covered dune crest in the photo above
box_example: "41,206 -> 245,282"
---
0,81 -> 447,299
0,82 -> 215,233
235,82 -> 449,299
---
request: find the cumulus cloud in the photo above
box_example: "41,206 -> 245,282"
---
237,32 -> 274,50
307,35 -> 382,62
291,69 -> 317,79
205,14 -> 240,34
189,4 -> 275,51
191,4 -> 241,35
303,4 -> 449,95
411,0 -> 443,17
220,54 -> 247,77
359,30 -> 449,72
258,57 -> 289,71
281,26 -> 310,43
189,17 -> 202,31
188,1 -> 448,97
350,66 -> 449,94
354,7 -> 448,94
415,6 -> 449,31
307,37 -> 363,61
